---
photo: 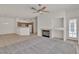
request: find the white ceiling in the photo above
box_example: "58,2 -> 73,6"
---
47,4 -> 79,11
0,4 -> 79,18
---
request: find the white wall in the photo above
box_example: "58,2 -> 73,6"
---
37,13 -> 52,36
37,11 -> 66,38
0,17 -> 37,35
50,10 -> 79,39
66,10 -> 79,39
0,17 -> 16,34
51,11 -> 66,38
0,5 -> 36,35
32,17 -> 37,34
51,10 -> 79,39
0,5 -> 37,18
0,5 -> 79,38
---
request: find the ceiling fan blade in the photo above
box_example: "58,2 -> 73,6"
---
31,4 -> 49,14
38,4 -> 42,6
31,7 -> 37,10
41,6 -> 46,10
38,6 -> 46,12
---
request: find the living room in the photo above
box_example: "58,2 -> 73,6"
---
0,4 -> 79,54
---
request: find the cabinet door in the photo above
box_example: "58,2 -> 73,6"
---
69,19 -> 77,38
29,25 -> 32,34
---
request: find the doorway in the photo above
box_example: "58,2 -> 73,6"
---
31,17 -> 38,35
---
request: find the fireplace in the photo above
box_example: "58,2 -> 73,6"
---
42,30 -> 50,38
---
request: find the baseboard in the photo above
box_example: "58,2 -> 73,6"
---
0,33 -> 16,35
53,37 -> 63,39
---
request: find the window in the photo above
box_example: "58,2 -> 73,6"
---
69,19 -> 77,38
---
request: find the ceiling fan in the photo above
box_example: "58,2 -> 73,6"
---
31,4 -> 49,14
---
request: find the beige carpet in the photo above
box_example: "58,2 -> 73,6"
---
0,34 -> 79,53
0,34 -> 76,54
0,34 -> 37,47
